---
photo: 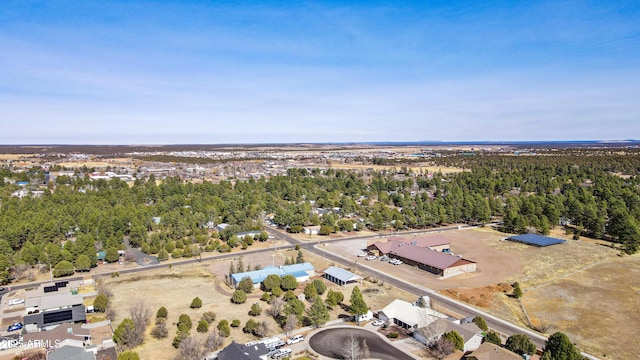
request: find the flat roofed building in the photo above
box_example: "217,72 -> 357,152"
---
507,234 -> 566,247
323,266 -> 363,286
24,282 -> 86,330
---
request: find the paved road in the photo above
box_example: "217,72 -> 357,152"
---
264,226 -> 550,350
309,327 -> 415,360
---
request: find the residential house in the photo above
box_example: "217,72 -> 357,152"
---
463,342 -> 522,360
377,299 -> 448,331
416,318 -> 483,352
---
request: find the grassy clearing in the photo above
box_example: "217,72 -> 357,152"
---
104,249 -> 416,360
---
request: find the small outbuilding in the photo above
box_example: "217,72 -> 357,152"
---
507,234 -> 565,247
323,266 -> 363,286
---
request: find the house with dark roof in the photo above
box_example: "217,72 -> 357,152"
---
369,239 -> 476,277
216,340 -> 268,360
323,267 -> 363,286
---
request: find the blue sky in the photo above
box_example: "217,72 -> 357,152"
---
1,1 -> 639,144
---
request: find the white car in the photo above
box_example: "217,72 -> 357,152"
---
271,348 -> 292,359
287,334 -> 304,344
357,252 -> 367,257
8,298 -> 24,306
389,259 -> 403,265
372,319 -> 385,326
365,255 -> 377,260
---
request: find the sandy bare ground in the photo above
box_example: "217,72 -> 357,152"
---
521,255 -> 640,360
324,227 -> 523,291
325,227 -> 636,359
105,249 -> 417,360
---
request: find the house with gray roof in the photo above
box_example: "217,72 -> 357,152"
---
415,318 -> 483,352
216,340 -> 268,360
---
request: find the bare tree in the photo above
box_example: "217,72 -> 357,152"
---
341,332 -> 369,360
204,327 -> 224,352
256,320 -> 272,338
128,302 -> 152,346
267,297 -> 285,318
425,338 -> 455,360
174,336 -> 204,360
283,314 -> 297,337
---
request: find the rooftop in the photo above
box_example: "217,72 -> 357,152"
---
230,262 -> 314,283
507,234 -> 566,247
323,267 -> 363,283
387,241 -> 474,270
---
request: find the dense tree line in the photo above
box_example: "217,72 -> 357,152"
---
1,150 -> 639,283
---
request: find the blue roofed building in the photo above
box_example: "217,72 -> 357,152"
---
507,234 -> 566,247
230,262 -> 315,289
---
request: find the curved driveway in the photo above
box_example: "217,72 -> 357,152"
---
309,327 -> 416,360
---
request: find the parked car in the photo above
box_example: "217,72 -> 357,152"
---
379,255 -> 389,261
389,259 -> 403,265
372,319 -> 385,326
357,252 -> 367,257
271,348 -> 292,359
287,334 -> 304,345
8,298 -> 24,306
365,255 -> 377,260
7,322 -> 23,332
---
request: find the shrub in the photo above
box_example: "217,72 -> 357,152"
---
190,297 -> 203,309
117,351 -> 141,360
387,332 -> 399,339
53,260 -> 75,277
151,320 -> 168,339
271,287 -> 283,297
201,311 -> 216,324
231,319 -> 240,328
217,320 -> 230,337
172,330 -> 187,348
197,320 -> 209,333
243,319 -> 259,334
249,303 -> 262,316
231,290 -> 247,304
261,292 -> 271,302
93,294 -> 109,313
283,290 -> 297,302
304,283 -> 317,301
312,279 -> 326,295
281,275 -> 298,290
156,306 -> 168,319
262,274 -> 281,292
178,314 -> 192,330
472,316 -> 488,332
237,277 -> 254,293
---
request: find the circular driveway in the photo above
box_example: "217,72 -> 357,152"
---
309,327 -> 416,360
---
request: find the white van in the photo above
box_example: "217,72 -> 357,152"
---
355,310 -> 373,322
8,298 -> 25,306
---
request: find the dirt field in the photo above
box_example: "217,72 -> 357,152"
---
326,227 -> 636,359
105,249 -> 416,360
